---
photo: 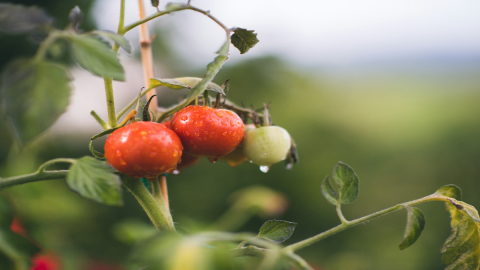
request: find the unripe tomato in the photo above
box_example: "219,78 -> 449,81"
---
242,126 -> 291,166
104,122 -> 183,178
170,105 -> 244,158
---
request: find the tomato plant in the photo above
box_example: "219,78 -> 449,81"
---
0,2 -> 479,270
170,105 -> 244,158
104,121 -> 183,178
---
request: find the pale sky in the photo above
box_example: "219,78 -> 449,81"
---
93,0 -> 480,67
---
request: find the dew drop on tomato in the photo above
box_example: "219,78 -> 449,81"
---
259,166 -> 270,173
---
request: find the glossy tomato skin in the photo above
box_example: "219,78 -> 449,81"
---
104,122 -> 183,178
243,126 -> 291,166
171,105 -> 244,157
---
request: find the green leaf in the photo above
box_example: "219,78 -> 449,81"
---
436,184 -> 462,201
90,31 -> 132,54
231,28 -> 259,54
0,229 -> 40,270
0,59 -> 71,145
69,35 -> 124,81
441,200 -> 480,270
67,156 -> 123,206
332,161 -> 359,204
0,4 -> 53,34
257,220 -> 297,244
399,206 -> 425,250
321,175 -> 338,205
149,77 -> 225,95
0,195 -> 13,228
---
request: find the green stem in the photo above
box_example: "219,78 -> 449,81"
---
118,0 -> 126,34
283,194 -> 449,253
0,158 -> 77,189
121,177 -> 175,232
101,0 -> 126,129
103,78 -> 117,128
122,5 -> 230,35
0,171 -> 67,190
33,31 -> 62,62
285,252 -> 314,270
336,204 -> 348,224
90,110 -> 108,130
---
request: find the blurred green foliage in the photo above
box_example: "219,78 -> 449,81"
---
2,1 -> 480,270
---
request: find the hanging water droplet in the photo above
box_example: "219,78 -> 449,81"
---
285,163 -> 293,170
172,170 -> 180,175
259,166 -> 270,173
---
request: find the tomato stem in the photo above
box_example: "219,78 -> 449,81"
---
121,176 -> 175,232
282,194 -> 453,253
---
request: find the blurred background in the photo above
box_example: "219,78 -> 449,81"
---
1,0 -> 480,269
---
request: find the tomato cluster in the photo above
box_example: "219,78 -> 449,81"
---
104,104 -> 293,178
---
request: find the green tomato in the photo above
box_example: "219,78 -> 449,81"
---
243,126 -> 291,166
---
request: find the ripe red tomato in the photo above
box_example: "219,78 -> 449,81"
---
170,105 -> 244,158
104,122 -> 183,178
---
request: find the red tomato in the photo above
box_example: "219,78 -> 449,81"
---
104,122 -> 183,178
170,106 -> 244,158
31,253 -> 61,270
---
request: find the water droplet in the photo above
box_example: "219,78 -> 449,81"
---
260,153 -> 267,158
172,170 -> 180,175
221,121 -> 227,126
181,115 -> 188,121
173,151 -> 178,157
222,132 -> 227,136
260,166 -> 270,173
285,163 -> 293,170
226,111 -> 233,115
211,158 -> 218,163
195,121 -> 203,126
215,111 -> 224,117
186,132 -> 190,136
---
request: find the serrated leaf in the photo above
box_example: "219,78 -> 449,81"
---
441,200 -> 480,270
0,59 -> 71,145
332,162 -> 359,204
69,35 -> 124,81
231,28 -> 259,54
399,206 -> 425,250
436,184 -> 462,201
0,196 -> 13,228
150,77 -> 225,95
0,4 -> 53,34
257,220 -> 297,244
321,175 -> 338,205
0,228 -> 40,269
67,156 -> 123,206
90,30 -> 132,54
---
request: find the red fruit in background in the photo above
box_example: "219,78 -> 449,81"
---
31,253 -> 61,270
10,216 -> 27,237
104,122 -> 183,178
171,106 -> 244,158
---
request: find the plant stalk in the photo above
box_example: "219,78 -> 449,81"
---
283,194 -> 450,253
121,177 -> 175,232
0,171 -> 67,190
